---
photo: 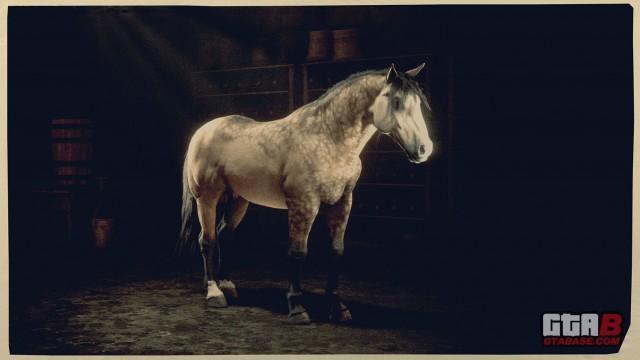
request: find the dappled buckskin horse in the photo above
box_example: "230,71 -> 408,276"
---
180,63 -> 434,324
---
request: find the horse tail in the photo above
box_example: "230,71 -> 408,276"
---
177,154 -> 196,255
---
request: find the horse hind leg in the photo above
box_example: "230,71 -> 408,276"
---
195,192 -> 227,308
216,193 -> 249,300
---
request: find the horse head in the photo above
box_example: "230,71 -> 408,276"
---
369,63 -> 434,163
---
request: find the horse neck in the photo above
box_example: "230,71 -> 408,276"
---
313,74 -> 385,154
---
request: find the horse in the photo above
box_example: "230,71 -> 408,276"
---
179,63 -> 434,325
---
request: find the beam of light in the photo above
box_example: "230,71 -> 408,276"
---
116,9 -> 197,110
88,8 -> 164,99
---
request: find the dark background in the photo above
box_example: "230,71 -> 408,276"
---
8,5 -> 633,353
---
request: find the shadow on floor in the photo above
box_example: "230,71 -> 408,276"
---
231,286 -> 451,333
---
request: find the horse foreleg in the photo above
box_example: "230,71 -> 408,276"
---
196,195 -> 227,308
325,191 -> 353,322
285,196 -> 319,325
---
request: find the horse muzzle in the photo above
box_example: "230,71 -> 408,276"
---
408,140 -> 433,163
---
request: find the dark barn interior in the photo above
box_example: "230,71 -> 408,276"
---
8,5 -> 633,354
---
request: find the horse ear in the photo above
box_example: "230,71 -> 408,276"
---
386,63 -> 399,83
405,62 -> 426,78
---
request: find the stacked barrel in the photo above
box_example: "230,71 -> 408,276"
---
306,28 -> 360,62
50,118 -> 93,186
50,118 -> 114,249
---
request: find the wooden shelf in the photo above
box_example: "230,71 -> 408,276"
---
192,63 -> 293,73
302,53 -> 432,67
195,90 -> 289,98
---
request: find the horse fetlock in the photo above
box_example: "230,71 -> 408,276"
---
206,280 -> 224,297
218,279 -> 238,299
286,291 -> 305,311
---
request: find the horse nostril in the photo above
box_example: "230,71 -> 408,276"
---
418,144 -> 426,155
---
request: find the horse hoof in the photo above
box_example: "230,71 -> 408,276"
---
335,308 -> 353,323
288,310 -> 311,325
206,295 -> 228,308
219,280 -> 238,299
328,300 -> 352,323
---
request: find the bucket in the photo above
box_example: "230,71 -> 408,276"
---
92,218 -> 113,249
51,118 -> 93,186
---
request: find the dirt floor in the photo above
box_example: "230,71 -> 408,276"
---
10,269 -> 454,354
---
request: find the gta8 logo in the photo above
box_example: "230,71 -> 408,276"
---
542,313 -> 623,346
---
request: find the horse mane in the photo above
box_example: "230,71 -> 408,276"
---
313,69 -> 387,105
312,67 -> 431,111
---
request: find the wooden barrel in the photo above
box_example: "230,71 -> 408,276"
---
50,118 -> 93,186
307,30 -> 331,62
332,28 -> 360,60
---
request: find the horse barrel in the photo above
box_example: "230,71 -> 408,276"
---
50,118 -> 93,186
